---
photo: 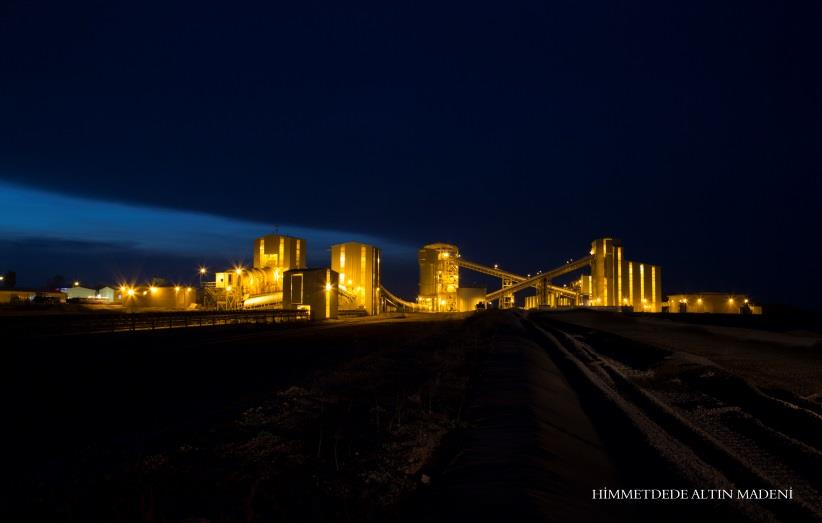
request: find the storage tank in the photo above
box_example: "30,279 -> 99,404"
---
331,242 -> 381,315
418,243 -> 459,312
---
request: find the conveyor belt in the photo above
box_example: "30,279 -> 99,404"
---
484,256 -> 592,302
457,256 -> 589,302
379,285 -> 422,310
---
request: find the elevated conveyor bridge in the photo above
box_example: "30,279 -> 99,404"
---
457,255 -> 592,308
380,285 -> 423,311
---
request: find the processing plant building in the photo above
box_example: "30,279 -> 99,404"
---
204,232 -> 754,317
581,237 -> 662,312
415,237 -> 662,313
208,234 -> 382,320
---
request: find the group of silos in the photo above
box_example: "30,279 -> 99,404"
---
213,234 -> 380,320
212,234 -> 662,317
417,238 -> 663,312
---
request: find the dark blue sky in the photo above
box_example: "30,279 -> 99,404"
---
1,1 -> 820,306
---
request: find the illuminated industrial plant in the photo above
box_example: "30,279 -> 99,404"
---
0,230 -> 758,314
202,234 -> 683,316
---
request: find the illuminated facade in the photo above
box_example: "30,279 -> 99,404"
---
119,285 -> 197,309
204,233 -> 670,315
254,234 -> 306,271
418,243 -> 460,312
415,238 -> 663,312
457,287 -> 487,312
331,242 -> 381,316
282,268 -> 338,320
212,233 -> 308,310
667,293 -> 761,315
586,238 -> 662,312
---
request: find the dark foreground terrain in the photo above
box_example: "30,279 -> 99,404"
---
4,309 -> 821,522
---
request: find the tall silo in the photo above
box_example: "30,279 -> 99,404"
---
418,243 -> 459,312
331,242 -> 381,315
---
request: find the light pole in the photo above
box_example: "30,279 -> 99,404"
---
198,267 -> 207,307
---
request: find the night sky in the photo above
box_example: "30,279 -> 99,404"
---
1,1 -> 820,307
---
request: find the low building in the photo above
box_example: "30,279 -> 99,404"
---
282,268 -> 338,320
666,293 -> 762,314
0,290 -> 36,304
62,286 -> 96,300
120,285 -> 197,309
0,290 -> 67,304
457,287 -> 486,311
97,286 -> 116,302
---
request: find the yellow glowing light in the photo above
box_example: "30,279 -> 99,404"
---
74,281 -> 80,287
150,286 -> 158,293
325,282 -> 332,292
199,267 -> 206,275
127,288 -> 135,296
347,279 -> 352,285
120,285 -> 127,292
175,286 -> 181,292
728,298 -> 734,303
142,291 -> 147,296
226,285 -> 232,291
744,298 -> 749,304
186,287 -> 191,292
235,268 -> 242,275
494,264 -> 498,269
697,298 -> 703,304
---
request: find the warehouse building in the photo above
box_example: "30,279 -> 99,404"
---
667,293 -> 762,314
119,285 -> 197,309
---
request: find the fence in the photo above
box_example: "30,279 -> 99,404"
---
1,308 -> 310,337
